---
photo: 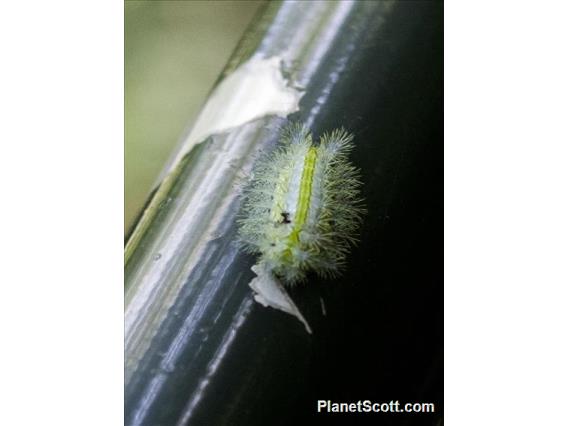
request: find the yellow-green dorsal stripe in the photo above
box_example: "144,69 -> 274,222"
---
288,146 -> 317,245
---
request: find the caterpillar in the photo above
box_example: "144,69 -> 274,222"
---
238,122 -> 364,285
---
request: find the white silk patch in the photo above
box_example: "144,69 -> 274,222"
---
249,263 -> 312,334
172,56 -> 304,167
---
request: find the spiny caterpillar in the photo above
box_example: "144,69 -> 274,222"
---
238,122 -> 364,284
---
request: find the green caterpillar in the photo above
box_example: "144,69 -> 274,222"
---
238,122 -> 364,284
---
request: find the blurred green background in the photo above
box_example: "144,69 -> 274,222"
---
125,1 -> 263,232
